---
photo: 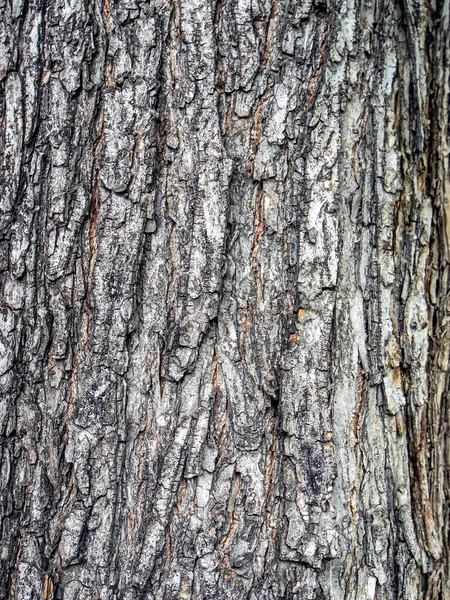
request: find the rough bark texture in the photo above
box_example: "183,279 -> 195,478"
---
0,0 -> 449,598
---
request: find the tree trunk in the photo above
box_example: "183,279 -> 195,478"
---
0,0 -> 449,598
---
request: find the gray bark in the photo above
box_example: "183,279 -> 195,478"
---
0,0 -> 449,598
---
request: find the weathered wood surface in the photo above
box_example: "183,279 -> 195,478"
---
0,0 -> 449,598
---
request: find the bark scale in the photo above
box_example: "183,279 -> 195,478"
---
0,0 -> 449,599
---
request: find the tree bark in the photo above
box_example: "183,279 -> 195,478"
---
0,0 -> 449,598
